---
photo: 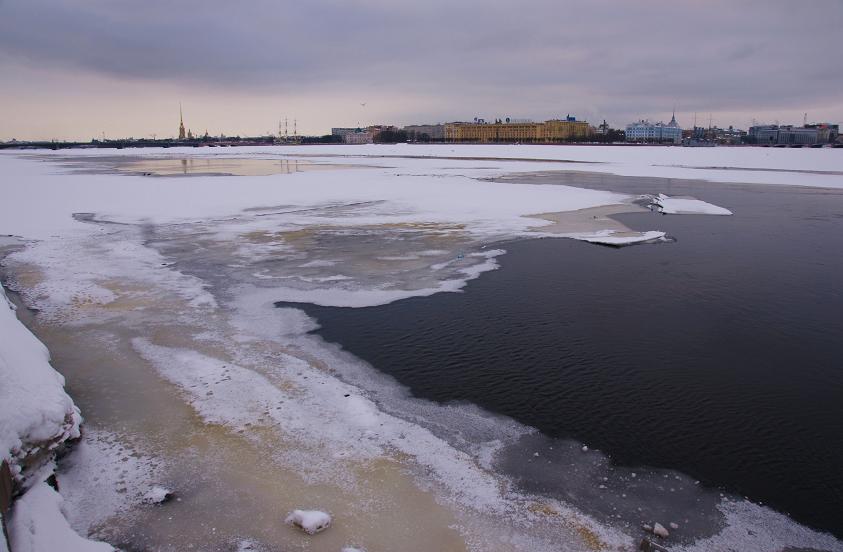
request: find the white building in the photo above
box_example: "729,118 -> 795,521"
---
625,113 -> 682,144
343,130 -> 373,144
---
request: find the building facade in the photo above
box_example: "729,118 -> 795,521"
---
444,116 -> 592,143
748,125 -> 780,144
806,123 -> 839,144
780,127 -> 820,145
748,124 -> 838,146
625,113 -> 682,144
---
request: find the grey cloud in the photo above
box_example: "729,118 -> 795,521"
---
1,0 -> 841,124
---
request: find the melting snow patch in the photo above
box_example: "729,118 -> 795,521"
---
57,430 -> 162,535
285,509 -> 332,535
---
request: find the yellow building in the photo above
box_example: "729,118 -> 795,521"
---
445,118 -> 593,143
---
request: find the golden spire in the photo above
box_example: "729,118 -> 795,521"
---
178,102 -> 186,140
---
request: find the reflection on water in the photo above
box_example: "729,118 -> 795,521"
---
119,157 -> 356,176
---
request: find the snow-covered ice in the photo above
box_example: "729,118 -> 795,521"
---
12,143 -> 842,189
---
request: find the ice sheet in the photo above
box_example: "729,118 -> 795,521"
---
8,143 -> 841,189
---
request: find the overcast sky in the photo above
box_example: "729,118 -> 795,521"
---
1,0 -> 841,140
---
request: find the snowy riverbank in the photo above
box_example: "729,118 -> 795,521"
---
0,282 -> 80,490
0,282 -> 111,551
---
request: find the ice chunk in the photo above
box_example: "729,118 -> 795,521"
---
143,485 -> 174,504
285,509 -> 332,535
653,522 -> 670,538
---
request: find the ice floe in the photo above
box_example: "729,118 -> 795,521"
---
565,230 -> 668,246
651,193 -> 733,215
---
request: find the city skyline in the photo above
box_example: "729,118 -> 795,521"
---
1,0 -> 841,141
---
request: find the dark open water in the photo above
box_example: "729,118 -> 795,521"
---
281,174 -> 843,538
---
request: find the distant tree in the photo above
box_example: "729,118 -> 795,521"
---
374,130 -> 409,143
301,134 -> 342,144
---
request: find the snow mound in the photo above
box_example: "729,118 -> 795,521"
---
285,509 -> 332,535
0,283 -> 81,484
652,194 -> 732,215
7,481 -> 113,552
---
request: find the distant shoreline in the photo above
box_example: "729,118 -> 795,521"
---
3,140 -> 841,151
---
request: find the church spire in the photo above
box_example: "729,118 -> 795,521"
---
178,102 -> 186,140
